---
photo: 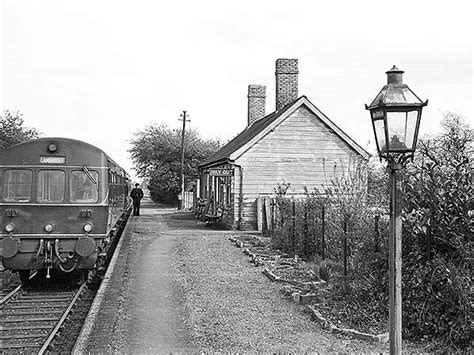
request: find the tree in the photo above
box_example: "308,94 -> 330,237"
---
128,123 -> 221,203
0,110 -> 41,148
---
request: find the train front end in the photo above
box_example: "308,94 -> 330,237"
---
0,138 -> 127,280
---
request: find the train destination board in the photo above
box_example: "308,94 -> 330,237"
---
39,156 -> 66,164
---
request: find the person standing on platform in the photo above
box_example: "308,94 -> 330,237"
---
130,183 -> 144,216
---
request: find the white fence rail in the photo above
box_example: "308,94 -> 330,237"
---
183,191 -> 194,210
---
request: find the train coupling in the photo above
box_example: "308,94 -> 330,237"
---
45,240 -> 53,278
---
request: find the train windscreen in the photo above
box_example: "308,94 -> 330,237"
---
70,170 -> 99,202
37,170 -> 65,203
2,169 -> 33,202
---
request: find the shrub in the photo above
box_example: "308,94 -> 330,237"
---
401,113 -> 473,348
266,112 -> 472,350
319,261 -> 332,282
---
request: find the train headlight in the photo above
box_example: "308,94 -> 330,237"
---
44,223 -> 54,233
47,143 -> 57,152
83,223 -> 93,233
5,223 -> 15,233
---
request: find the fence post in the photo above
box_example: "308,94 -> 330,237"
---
292,199 -> 296,256
303,200 -> 309,259
264,197 -> 271,232
271,198 -> 275,232
321,204 -> 326,260
343,219 -> 348,280
374,215 -> 380,253
257,197 -> 263,231
280,199 -> 284,228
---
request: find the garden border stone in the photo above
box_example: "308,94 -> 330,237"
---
229,235 -> 389,345
306,305 -> 389,344
262,267 -> 280,282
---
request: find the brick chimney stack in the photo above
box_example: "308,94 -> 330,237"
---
275,58 -> 298,111
247,85 -> 266,126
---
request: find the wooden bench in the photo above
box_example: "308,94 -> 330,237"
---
204,205 -> 229,225
195,198 -> 207,218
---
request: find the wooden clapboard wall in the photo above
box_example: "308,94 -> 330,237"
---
235,105 -> 363,229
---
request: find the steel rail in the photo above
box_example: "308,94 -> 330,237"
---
38,282 -> 88,355
0,284 -> 22,305
0,270 -> 38,305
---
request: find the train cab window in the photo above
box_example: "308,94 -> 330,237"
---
2,169 -> 33,202
37,170 -> 66,203
70,170 -> 99,203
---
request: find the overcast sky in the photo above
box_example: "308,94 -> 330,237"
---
1,0 -> 472,181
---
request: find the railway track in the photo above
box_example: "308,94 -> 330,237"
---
0,210 -> 131,353
0,281 -> 87,353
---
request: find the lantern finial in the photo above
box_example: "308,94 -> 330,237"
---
386,65 -> 404,84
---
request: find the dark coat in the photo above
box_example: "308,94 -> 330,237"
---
130,187 -> 144,201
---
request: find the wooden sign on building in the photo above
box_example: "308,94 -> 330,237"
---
209,169 -> 234,176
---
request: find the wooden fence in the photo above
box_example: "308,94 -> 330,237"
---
256,196 -> 388,270
182,191 -> 194,210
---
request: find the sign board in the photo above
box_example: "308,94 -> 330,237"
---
40,156 -> 66,164
209,168 -> 233,176
371,109 -> 384,120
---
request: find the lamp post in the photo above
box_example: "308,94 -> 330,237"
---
179,110 -> 190,210
366,66 -> 427,354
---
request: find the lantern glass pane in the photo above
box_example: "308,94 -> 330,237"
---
373,119 -> 387,153
386,110 -> 418,151
405,110 -> 419,149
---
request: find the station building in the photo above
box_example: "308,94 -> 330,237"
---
198,59 -> 369,230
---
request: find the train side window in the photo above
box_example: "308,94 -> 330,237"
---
37,170 -> 65,203
70,170 -> 99,203
2,169 -> 33,202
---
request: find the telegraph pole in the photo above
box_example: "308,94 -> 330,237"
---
178,110 -> 189,210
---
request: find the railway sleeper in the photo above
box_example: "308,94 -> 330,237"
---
0,333 -> 48,340
5,304 -> 70,310
17,295 -> 73,300
0,343 -> 42,350
2,310 -> 64,317
2,317 -> 59,323
0,324 -> 57,331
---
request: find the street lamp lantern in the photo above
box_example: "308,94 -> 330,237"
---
366,66 -> 427,355
366,65 -> 428,162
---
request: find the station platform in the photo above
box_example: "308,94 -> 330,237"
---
72,200 -> 387,353
73,200 -> 197,353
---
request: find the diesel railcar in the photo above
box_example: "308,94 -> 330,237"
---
0,138 -> 131,282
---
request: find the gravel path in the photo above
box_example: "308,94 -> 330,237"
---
82,202 -> 389,353
171,231 -> 388,353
